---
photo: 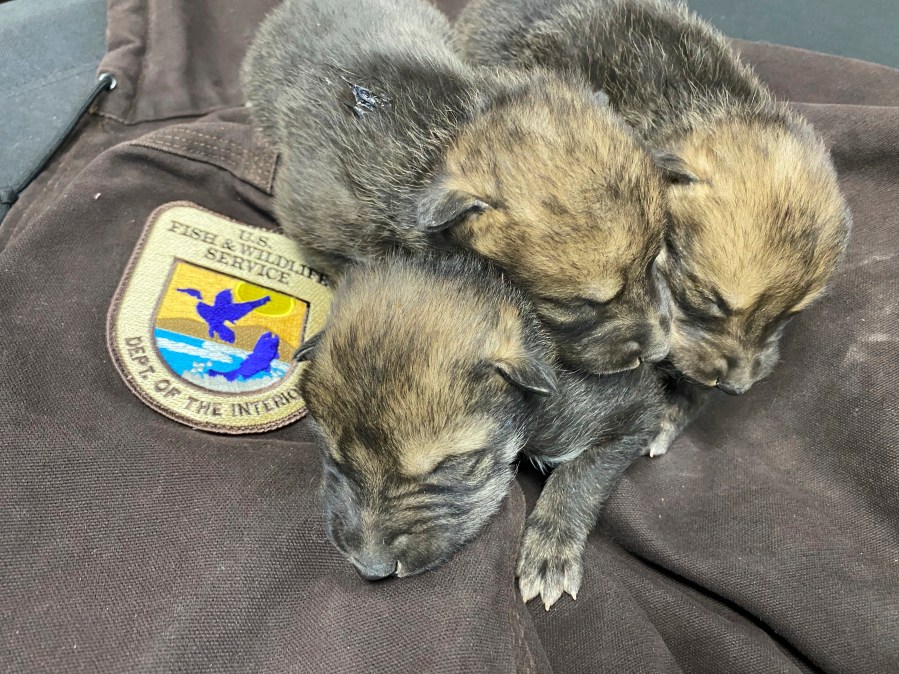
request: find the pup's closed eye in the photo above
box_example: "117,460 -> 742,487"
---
697,292 -> 730,318
539,294 -> 611,314
426,454 -> 486,485
674,286 -> 730,320
574,294 -> 615,309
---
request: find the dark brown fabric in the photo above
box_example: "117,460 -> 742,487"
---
1,1 -> 897,672
0,116 -> 548,674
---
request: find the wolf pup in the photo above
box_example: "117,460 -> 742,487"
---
456,0 -> 851,454
242,0 -> 675,376
296,254 -> 662,608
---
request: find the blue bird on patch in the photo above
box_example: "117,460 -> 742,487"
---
208,332 -> 281,382
177,288 -> 271,343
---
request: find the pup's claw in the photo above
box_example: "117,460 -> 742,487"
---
540,580 -> 563,612
517,520 -> 583,610
647,438 -> 669,458
519,576 -> 540,605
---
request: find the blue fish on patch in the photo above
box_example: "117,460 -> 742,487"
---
177,288 -> 270,343
208,331 -> 281,382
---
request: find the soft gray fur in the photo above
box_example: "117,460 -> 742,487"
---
242,0 -> 675,377
455,0 -> 778,144
522,359 -> 660,608
242,0 -> 467,275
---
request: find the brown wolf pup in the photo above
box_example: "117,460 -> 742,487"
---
296,253 -> 663,608
455,0 -> 851,454
242,0 -> 675,375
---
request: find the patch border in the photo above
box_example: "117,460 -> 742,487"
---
107,201 -> 326,434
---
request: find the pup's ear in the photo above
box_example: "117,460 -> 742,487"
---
494,357 -> 558,397
418,185 -> 489,233
293,331 -> 324,362
652,151 -> 698,185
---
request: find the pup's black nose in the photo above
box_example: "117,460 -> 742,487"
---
352,559 -> 397,581
717,381 -> 749,396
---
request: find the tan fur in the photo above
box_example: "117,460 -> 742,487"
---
652,118 -> 849,388
303,260 -> 540,482
669,120 -> 847,312
445,91 -> 666,302
399,419 -> 497,476
486,303 -> 529,365
453,0 -> 851,394
245,0 -> 672,374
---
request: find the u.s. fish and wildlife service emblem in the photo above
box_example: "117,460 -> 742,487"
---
107,202 -> 332,433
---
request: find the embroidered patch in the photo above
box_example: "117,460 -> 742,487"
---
107,202 -> 332,433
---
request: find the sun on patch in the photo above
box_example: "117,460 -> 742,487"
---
107,202 -> 332,433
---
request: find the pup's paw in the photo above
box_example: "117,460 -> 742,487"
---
517,520 -> 583,610
645,433 -> 670,458
643,421 -> 677,458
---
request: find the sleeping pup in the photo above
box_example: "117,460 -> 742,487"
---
455,0 -> 851,454
296,254 -> 663,608
242,0 -> 675,376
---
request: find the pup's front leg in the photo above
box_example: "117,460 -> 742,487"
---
517,438 -> 645,609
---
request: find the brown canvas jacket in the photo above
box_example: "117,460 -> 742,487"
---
1,1 -> 897,672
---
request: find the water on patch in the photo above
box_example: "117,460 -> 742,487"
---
154,328 -> 290,393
